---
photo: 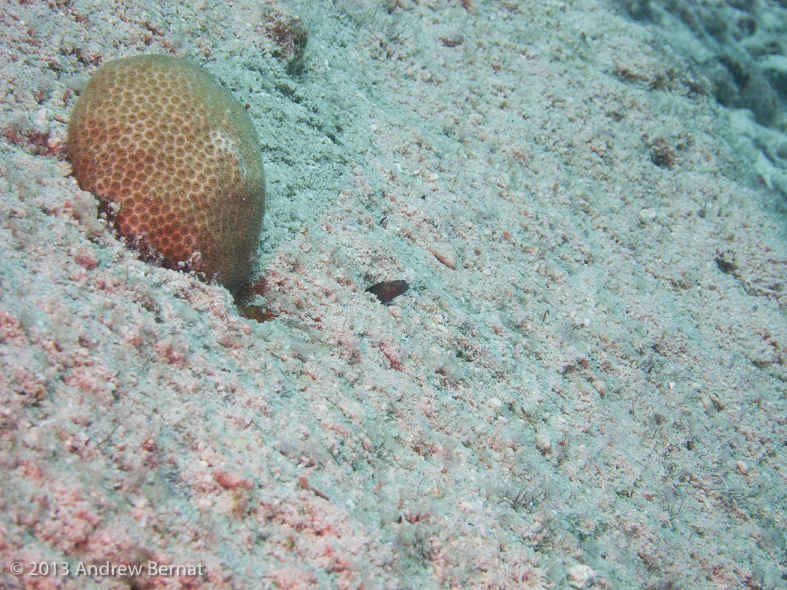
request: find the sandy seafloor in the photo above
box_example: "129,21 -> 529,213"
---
2,0 -> 787,588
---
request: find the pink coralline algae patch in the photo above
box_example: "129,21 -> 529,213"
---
213,470 -> 254,490
0,310 -> 25,342
71,242 -> 99,270
33,483 -> 101,554
268,567 -> 319,590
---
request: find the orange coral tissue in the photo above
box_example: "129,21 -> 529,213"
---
67,54 -> 266,293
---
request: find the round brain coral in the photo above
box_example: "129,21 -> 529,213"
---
67,54 -> 265,293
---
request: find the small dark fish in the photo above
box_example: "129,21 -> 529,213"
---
366,280 -> 409,304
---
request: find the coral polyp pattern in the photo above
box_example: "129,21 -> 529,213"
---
67,54 -> 266,293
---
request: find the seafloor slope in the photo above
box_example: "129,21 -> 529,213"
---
1,0 -> 786,588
